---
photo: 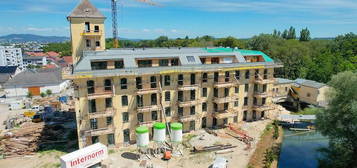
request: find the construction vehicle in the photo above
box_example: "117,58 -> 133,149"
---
23,111 -> 36,118
111,0 -> 158,48
32,113 -> 43,123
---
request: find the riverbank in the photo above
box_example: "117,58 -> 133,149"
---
247,121 -> 283,168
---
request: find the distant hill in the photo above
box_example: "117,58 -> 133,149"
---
0,34 -> 69,43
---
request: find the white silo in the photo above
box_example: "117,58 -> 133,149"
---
170,122 -> 183,143
136,126 -> 149,147
153,122 -> 166,142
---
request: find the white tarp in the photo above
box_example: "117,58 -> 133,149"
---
60,143 -> 108,168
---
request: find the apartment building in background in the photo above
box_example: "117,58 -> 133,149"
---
0,46 -> 24,70
65,0 -> 283,148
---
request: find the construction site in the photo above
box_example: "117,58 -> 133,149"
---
0,0 -> 331,168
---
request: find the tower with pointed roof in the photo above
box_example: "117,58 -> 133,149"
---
67,0 -> 106,65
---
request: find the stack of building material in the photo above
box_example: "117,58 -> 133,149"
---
192,144 -> 237,153
0,122 -> 44,157
227,124 -> 254,150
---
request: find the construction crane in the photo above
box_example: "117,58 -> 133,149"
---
111,0 -> 158,48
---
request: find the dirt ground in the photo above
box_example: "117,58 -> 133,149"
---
0,151 -> 64,168
0,103 -> 27,130
107,119 -> 272,168
0,120 -> 271,168
0,103 -> 292,168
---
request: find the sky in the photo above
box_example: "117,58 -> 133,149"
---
0,0 -> 356,39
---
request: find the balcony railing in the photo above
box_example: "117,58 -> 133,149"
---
137,105 -> 161,113
254,75 -> 276,84
213,96 -> 238,104
254,91 -> 271,98
84,125 -> 114,136
214,77 -> 236,88
178,84 -> 199,91
81,30 -> 103,36
137,121 -> 157,127
87,86 -> 114,99
136,83 -> 159,95
178,99 -> 201,107
178,115 -> 196,122
88,108 -> 116,119
213,109 -> 237,119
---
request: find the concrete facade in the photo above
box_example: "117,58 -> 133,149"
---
66,0 -> 282,148
23,56 -> 47,67
0,46 -> 24,70
71,69 -> 277,147
4,81 -> 70,97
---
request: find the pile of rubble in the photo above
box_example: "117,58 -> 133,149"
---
270,104 -> 291,119
0,122 -> 67,158
0,123 -> 44,157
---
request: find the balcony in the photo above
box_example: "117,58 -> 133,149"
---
137,121 -> 156,127
253,105 -> 273,111
87,86 -> 114,100
254,75 -> 276,84
213,109 -> 237,119
214,78 -> 236,88
84,125 -> 114,137
88,108 -> 116,119
213,96 -> 238,104
178,99 -> 201,107
136,83 -> 159,95
178,84 -> 199,91
254,91 -> 271,98
137,105 -> 161,113
81,30 -> 103,36
178,115 -> 196,122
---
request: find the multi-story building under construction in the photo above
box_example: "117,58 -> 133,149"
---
65,0 -> 283,148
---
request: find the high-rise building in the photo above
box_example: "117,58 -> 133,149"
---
0,46 -> 24,70
65,0 -> 283,148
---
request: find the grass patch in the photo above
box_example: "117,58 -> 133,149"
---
39,162 -> 61,168
261,123 -> 273,137
109,149 -> 116,154
38,149 -> 66,158
263,145 -> 280,168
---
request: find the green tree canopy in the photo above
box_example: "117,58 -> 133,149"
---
299,28 -> 311,41
316,71 -> 357,168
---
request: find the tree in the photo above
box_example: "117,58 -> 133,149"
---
40,92 -> 46,97
316,71 -> 357,168
155,36 -> 169,47
287,26 -> 296,39
281,30 -> 288,39
27,92 -> 33,99
214,36 -> 245,48
299,28 -> 311,41
46,89 -> 52,96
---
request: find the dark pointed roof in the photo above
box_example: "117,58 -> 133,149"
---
67,0 -> 106,19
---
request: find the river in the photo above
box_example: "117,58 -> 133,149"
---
278,129 -> 329,168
